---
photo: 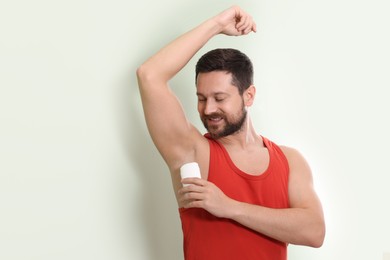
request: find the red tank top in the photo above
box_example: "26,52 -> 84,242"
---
179,135 -> 290,260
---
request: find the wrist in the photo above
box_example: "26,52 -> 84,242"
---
202,17 -> 224,37
223,198 -> 242,219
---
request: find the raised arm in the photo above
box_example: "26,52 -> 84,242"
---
136,6 -> 256,168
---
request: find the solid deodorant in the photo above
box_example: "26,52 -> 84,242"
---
180,162 -> 201,186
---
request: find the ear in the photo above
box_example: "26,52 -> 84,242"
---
244,85 -> 256,107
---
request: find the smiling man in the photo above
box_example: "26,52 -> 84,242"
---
136,5 -> 325,260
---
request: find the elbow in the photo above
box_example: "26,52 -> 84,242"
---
309,231 -> 325,248
136,64 -> 150,84
136,64 -> 154,92
291,217 -> 325,248
136,63 -> 165,87
136,62 -> 165,87
305,221 -> 326,248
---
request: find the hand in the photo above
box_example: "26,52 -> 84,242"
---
213,5 -> 257,36
178,178 -> 233,218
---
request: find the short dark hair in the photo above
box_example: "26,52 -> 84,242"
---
195,48 -> 253,95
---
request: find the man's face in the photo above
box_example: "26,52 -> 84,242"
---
196,71 -> 247,139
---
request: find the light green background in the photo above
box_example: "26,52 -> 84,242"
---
1,0 -> 389,259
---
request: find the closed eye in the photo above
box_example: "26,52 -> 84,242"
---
214,93 -> 229,103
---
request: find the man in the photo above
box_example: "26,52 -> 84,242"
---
137,5 -> 325,260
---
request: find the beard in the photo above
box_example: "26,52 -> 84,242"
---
201,103 -> 247,139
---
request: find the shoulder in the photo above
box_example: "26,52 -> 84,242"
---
262,137 -> 303,163
279,145 -> 306,163
279,145 -> 311,173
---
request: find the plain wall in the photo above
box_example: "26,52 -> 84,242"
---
1,0 -> 389,259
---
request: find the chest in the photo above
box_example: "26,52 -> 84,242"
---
224,146 -> 270,176
207,143 -> 289,208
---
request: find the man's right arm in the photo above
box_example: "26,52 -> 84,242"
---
136,6 -> 256,168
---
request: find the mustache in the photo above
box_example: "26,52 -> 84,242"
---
202,113 -> 225,119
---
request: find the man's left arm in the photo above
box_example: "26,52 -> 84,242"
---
179,147 -> 325,247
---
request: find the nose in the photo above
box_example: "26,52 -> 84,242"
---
203,100 -> 217,115
198,99 -> 218,115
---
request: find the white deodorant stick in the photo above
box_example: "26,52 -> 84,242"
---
180,162 -> 201,187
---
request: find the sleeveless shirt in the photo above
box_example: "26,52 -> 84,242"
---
179,135 -> 290,260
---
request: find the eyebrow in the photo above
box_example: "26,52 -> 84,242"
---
196,92 -> 230,97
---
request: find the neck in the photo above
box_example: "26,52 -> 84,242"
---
217,117 -> 261,149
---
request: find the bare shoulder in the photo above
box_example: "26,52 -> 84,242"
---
279,145 -> 304,159
279,145 -> 312,179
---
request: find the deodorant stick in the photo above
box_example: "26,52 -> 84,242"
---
180,162 -> 201,187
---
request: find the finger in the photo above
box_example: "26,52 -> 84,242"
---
184,199 -> 203,209
242,17 -> 254,33
179,184 -> 204,195
181,177 -> 205,186
178,190 -> 205,205
240,22 -> 254,35
242,21 -> 257,35
238,15 -> 251,29
183,190 -> 205,201
236,15 -> 247,31
252,22 -> 257,33
243,25 -> 253,35
178,183 -> 207,201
